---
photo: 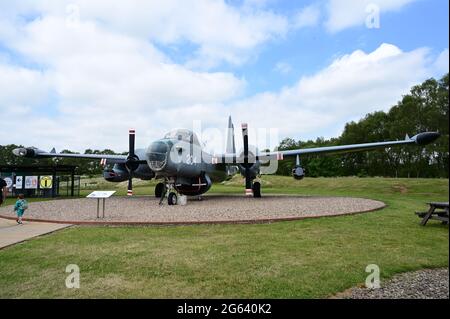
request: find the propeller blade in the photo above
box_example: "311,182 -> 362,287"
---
129,129 -> 136,157
126,129 -> 136,196
127,177 -> 133,196
242,123 -> 253,196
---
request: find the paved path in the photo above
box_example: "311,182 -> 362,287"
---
0,218 -> 71,249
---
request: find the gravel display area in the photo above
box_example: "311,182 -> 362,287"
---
335,268 -> 449,299
0,195 -> 385,225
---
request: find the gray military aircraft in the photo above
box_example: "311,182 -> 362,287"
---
13,117 -> 440,205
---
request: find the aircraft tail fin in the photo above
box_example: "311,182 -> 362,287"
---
226,116 -> 236,154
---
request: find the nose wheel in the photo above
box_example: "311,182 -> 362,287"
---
157,181 -> 180,205
168,192 -> 178,205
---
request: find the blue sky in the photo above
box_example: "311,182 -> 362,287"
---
0,0 -> 448,152
228,0 -> 449,95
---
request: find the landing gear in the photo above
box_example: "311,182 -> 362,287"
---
158,181 -> 170,205
157,179 -> 180,205
252,181 -> 261,198
155,183 -> 166,198
168,192 -> 178,205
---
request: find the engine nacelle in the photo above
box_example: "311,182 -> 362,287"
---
12,147 -> 43,158
237,147 -> 260,180
174,174 -> 212,196
238,156 -> 261,181
292,166 -> 305,180
103,164 -> 129,182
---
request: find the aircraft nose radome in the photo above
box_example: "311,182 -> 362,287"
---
147,141 -> 169,171
414,132 -> 441,145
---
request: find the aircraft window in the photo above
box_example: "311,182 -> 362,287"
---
150,141 -> 168,153
164,129 -> 201,146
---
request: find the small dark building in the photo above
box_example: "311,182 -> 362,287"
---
0,165 -> 80,198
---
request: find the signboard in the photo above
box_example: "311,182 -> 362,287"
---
25,176 -> 38,189
40,176 -> 53,189
87,191 -> 116,219
15,176 -> 23,189
86,191 -> 116,199
4,177 -> 13,190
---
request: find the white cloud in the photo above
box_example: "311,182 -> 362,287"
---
325,0 -> 417,33
226,44 -> 444,149
0,41 -> 445,153
293,4 -> 321,29
0,14 -> 246,151
433,49 -> 449,75
0,1 -> 445,155
0,0 -> 288,69
0,63 -> 50,108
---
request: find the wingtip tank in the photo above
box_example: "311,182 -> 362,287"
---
412,132 -> 441,145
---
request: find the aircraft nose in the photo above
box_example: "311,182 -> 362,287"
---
147,141 -> 170,171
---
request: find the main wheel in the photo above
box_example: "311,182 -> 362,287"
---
252,182 -> 261,198
168,192 -> 178,205
155,183 -> 165,198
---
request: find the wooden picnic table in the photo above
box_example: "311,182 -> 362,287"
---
416,202 -> 449,226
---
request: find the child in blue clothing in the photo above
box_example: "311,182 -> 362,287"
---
14,194 -> 28,225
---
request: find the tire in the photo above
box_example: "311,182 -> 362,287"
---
252,182 -> 261,198
168,192 -> 178,205
155,183 -> 165,198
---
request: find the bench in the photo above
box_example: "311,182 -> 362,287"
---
416,202 -> 449,226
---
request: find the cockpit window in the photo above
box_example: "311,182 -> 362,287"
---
164,129 -> 200,146
150,141 -> 168,153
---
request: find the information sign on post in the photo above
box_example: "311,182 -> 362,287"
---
86,191 -> 116,218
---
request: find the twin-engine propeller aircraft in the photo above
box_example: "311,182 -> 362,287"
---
13,117 -> 440,205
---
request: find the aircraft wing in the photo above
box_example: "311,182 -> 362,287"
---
211,132 -> 440,163
12,147 -> 129,164
261,131 -> 441,160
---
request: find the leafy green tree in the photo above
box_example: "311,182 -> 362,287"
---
275,73 -> 449,178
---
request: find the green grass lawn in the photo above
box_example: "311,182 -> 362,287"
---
2,197 -> 52,206
0,176 -> 448,298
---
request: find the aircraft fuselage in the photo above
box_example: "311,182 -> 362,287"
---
104,132 -> 236,196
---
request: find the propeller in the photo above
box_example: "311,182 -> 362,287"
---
125,129 -> 140,196
241,123 -> 253,196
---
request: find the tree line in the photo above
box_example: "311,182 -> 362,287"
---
277,74 -> 449,178
1,74 -> 448,178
